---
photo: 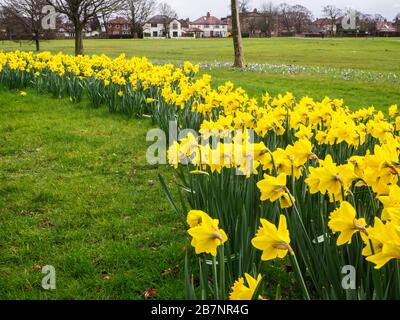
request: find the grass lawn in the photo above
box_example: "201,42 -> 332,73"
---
2,38 -> 399,109
2,38 -> 400,72
0,89 -> 187,299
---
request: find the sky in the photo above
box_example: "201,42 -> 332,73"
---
164,0 -> 400,20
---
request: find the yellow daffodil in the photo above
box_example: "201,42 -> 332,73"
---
229,273 -> 263,300
252,215 -> 292,261
187,212 -> 228,257
366,222 -> 400,269
187,210 -> 208,228
257,173 -> 288,202
328,201 -> 368,246
146,98 -> 157,104
379,185 -> 400,224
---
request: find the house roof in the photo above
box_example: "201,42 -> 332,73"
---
313,18 -> 332,26
192,12 -> 226,26
376,21 -> 397,32
147,15 -> 178,24
108,17 -> 130,25
185,28 -> 204,33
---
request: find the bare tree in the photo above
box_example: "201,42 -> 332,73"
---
0,6 -> 25,41
358,13 -> 385,35
47,0 -> 123,55
239,0 -> 251,13
158,2 -> 177,39
1,0 -> 49,51
259,1 -> 276,37
291,4 -> 312,34
231,0 -> 245,67
246,17 -> 258,37
279,3 -> 292,33
322,5 -> 342,35
123,0 -> 155,38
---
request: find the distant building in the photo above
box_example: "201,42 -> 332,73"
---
56,19 -> 75,38
106,17 -> 132,36
143,15 -> 183,38
375,21 -> 397,36
191,12 -> 228,38
311,18 -> 337,35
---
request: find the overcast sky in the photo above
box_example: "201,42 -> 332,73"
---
164,0 -> 400,20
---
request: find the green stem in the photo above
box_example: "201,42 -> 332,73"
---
212,256 -> 220,300
219,246 -> 226,299
290,252 -> 311,300
287,191 -> 312,244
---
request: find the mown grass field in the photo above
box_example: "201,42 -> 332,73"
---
0,38 -> 399,299
2,38 -> 399,108
2,38 -> 400,71
0,89 -> 188,299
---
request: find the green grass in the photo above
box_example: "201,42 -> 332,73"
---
207,69 -> 400,109
0,89 -> 187,299
2,38 -> 399,108
2,38 -> 400,72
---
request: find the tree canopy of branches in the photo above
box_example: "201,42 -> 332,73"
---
322,5 -> 342,35
47,0 -> 123,55
259,1 -> 277,37
123,0 -> 156,38
157,2 -> 177,39
290,4 -> 312,34
239,0 -> 251,13
0,0 -> 52,50
278,3 -> 312,34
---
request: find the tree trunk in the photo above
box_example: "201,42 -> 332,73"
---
231,0 -> 245,68
35,38 -> 40,51
74,26 -> 84,55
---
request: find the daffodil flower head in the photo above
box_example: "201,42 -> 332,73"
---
328,201 -> 368,246
187,212 -> 228,257
252,215 -> 292,261
229,273 -> 263,300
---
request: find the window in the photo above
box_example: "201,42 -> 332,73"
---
215,25 -> 220,29
173,31 -> 178,37
153,31 -> 158,37
172,23 -> 178,30
204,25 -> 209,29
151,23 -> 157,28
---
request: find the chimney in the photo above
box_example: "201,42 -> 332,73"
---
207,12 -> 211,18
253,8 -> 258,13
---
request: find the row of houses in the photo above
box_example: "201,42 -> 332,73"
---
310,18 -> 400,37
143,12 -> 227,38
54,12 -> 228,39
50,10 -> 400,40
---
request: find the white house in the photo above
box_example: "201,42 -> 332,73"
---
144,15 -> 183,38
190,12 -> 228,38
